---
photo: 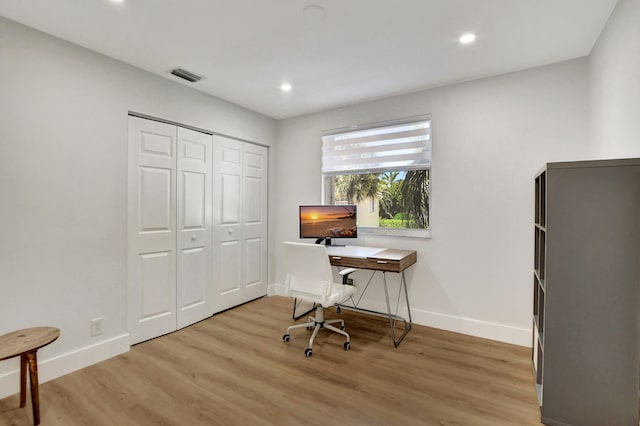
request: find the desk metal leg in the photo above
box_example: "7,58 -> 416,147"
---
336,269 -> 412,347
382,271 -> 412,347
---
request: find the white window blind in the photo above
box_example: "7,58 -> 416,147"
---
322,119 -> 431,175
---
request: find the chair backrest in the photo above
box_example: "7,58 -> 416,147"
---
283,242 -> 334,300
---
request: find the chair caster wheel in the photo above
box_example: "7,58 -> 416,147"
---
304,348 -> 313,357
336,306 -> 341,313
283,334 -> 290,342
344,342 -> 350,351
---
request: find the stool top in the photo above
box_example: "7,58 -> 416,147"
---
0,327 -> 60,361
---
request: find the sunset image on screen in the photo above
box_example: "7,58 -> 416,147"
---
300,205 -> 357,238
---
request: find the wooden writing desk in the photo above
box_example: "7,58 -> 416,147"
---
326,245 -> 416,346
326,246 -> 417,272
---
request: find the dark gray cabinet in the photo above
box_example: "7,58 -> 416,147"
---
533,158 -> 640,426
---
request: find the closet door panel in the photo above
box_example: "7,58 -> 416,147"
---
182,172 -> 205,227
177,127 -> 213,329
179,247 -> 206,306
213,136 -> 244,312
245,238 -> 262,286
243,143 -> 268,300
220,242 -> 242,296
245,177 -> 262,223
139,167 -> 172,232
221,174 -> 241,223
139,251 -> 174,318
128,117 -> 177,344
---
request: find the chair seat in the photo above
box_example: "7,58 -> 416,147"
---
288,281 -> 356,306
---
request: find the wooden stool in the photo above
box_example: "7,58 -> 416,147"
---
0,327 -> 60,425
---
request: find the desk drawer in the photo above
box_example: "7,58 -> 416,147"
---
366,251 -> 417,272
366,258 -> 402,272
329,256 -> 367,268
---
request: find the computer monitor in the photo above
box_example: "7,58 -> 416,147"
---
299,205 -> 357,246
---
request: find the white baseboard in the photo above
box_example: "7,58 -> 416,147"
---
267,283 -> 286,297
411,308 -> 531,347
0,334 -> 130,399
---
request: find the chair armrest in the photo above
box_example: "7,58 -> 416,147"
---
339,268 -> 356,285
339,268 -> 356,276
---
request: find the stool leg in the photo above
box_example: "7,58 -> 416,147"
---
20,354 -> 27,407
26,351 -> 40,425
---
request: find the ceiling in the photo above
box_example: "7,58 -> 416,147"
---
0,0 -> 617,120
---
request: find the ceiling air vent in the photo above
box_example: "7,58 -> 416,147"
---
170,68 -> 203,83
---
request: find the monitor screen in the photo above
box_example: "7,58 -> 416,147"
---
299,205 -> 357,244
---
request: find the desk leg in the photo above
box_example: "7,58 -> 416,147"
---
401,271 -> 413,325
382,271 -> 412,347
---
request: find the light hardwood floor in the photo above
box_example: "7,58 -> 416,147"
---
0,296 -> 543,425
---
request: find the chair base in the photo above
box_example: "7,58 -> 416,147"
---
283,305 -> 350,356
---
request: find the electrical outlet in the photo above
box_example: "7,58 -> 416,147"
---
90,318 -> 103,337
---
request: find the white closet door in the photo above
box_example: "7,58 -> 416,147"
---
176,127 -> 213,329
212,136 -> 268,312
212,136 -> 244,312
128,117 -> 177,344
242,143 -> 268,301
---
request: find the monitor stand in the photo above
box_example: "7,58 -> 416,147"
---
315,237 -> 345,247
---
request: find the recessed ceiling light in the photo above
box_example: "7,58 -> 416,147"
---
459,33 -> 476,45
280,83 -> 292,92
110,0 -> 124,3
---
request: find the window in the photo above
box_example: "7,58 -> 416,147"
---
322,116 -> 431,237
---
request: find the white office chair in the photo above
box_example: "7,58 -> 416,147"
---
281,241 -> 357,357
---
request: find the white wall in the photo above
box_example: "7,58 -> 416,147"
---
590,0 -> 640,158
0,16 -> 275,397
272,58 -> 593,346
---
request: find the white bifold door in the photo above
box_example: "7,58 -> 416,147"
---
212,136 -> 268,313
128,116 -> 213,344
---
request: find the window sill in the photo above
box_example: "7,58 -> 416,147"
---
358,226 -> 432,239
